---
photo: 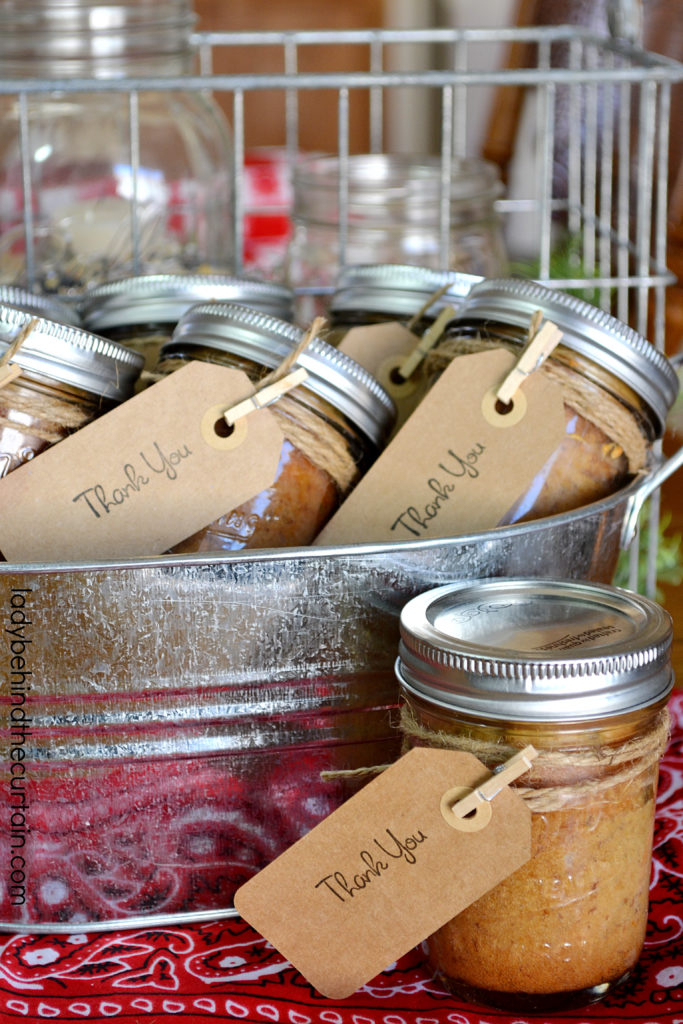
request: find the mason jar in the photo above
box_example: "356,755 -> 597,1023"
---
0,302 -> 143,482
0,0 -> 233,296
79,272 -> 295,372
0,283 -> 82,326
322,264 -> 479,435
396,577 -> 674,1012
286,154 -> 507,320
428,278 -> 679,523
155,301 -> 395,551
324,263 -> 481,345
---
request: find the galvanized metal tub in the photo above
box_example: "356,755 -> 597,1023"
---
0,447 -> 680,932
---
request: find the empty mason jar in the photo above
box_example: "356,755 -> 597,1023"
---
0,0 -> 233,296
286,154 -> 507,319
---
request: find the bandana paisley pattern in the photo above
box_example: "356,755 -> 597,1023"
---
1,693 -> 682,1024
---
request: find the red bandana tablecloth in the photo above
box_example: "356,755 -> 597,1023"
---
1,694 -> 682,1024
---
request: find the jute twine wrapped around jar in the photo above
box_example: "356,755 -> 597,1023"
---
426,336 -> 649,473
399,703 -> 671,812
0,380 -> 94,445
155,315 -> 360,497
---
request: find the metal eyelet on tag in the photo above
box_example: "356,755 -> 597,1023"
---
440,785 -> 493,832
481,384 -> 528,427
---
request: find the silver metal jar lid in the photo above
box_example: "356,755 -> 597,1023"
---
396,578 -> 673,722
0,303 -> 144,402
455,277 -> 679,436
162,302 -> 396,447
329,264 -> 482,319
79,274 -> 295,332
0,286 -> 82,327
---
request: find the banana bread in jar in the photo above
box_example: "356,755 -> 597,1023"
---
79,273 -> 295,373
428,278 -> 679,523
396,577 -> 673,1012
0,302 -> 143,480
155,301 -> 395,552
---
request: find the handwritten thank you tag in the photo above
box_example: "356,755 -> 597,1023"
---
315,348 -> 566,546
0,362 -> 283,561
234,746 -> 532,1000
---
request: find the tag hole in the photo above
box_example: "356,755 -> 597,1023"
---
214,417 -> 235,439
389,366 -> 408,385
495,397 -> 514,416
440,785 -> 492,832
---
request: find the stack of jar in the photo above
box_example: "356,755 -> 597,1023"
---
0,268 -> 679,553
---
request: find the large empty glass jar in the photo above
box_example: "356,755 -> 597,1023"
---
286,153 -> 507,318
0,0 -> 233,296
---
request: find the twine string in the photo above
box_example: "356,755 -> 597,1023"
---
399,703 -> 671,813
426,334 -> 648,471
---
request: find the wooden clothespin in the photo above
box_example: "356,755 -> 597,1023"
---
0,315 -> 39,391
396,305 -> 457,381
223,365 -> 309,427
495,312 -> 563,406
451,745 -> 538,819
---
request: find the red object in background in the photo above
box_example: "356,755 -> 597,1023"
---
1,692 -> 682,1023
242,149 -> 293,278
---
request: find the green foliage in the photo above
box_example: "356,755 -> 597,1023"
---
613,506 -> 683,600
509,234 -> 605,306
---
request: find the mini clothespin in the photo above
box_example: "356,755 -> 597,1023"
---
451,745 -> 538,819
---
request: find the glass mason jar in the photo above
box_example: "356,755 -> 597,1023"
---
324,264 -> 480,436
0,283 -> 82,326
396,577 -> 674,1012
79,272 -> 295,372
324,263 -> 481,345
0,0 -> 233,296
0,301 -> 143,481
155,301 -> 395,552
428,278 -> 679,523
286,153 -> 507,320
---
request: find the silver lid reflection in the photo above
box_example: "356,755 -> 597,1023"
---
80,273 -> 295,331
397,578 -> 673,721
330,264 -> 481,319
0,303 -> 143,402
0,285 -> 81,327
